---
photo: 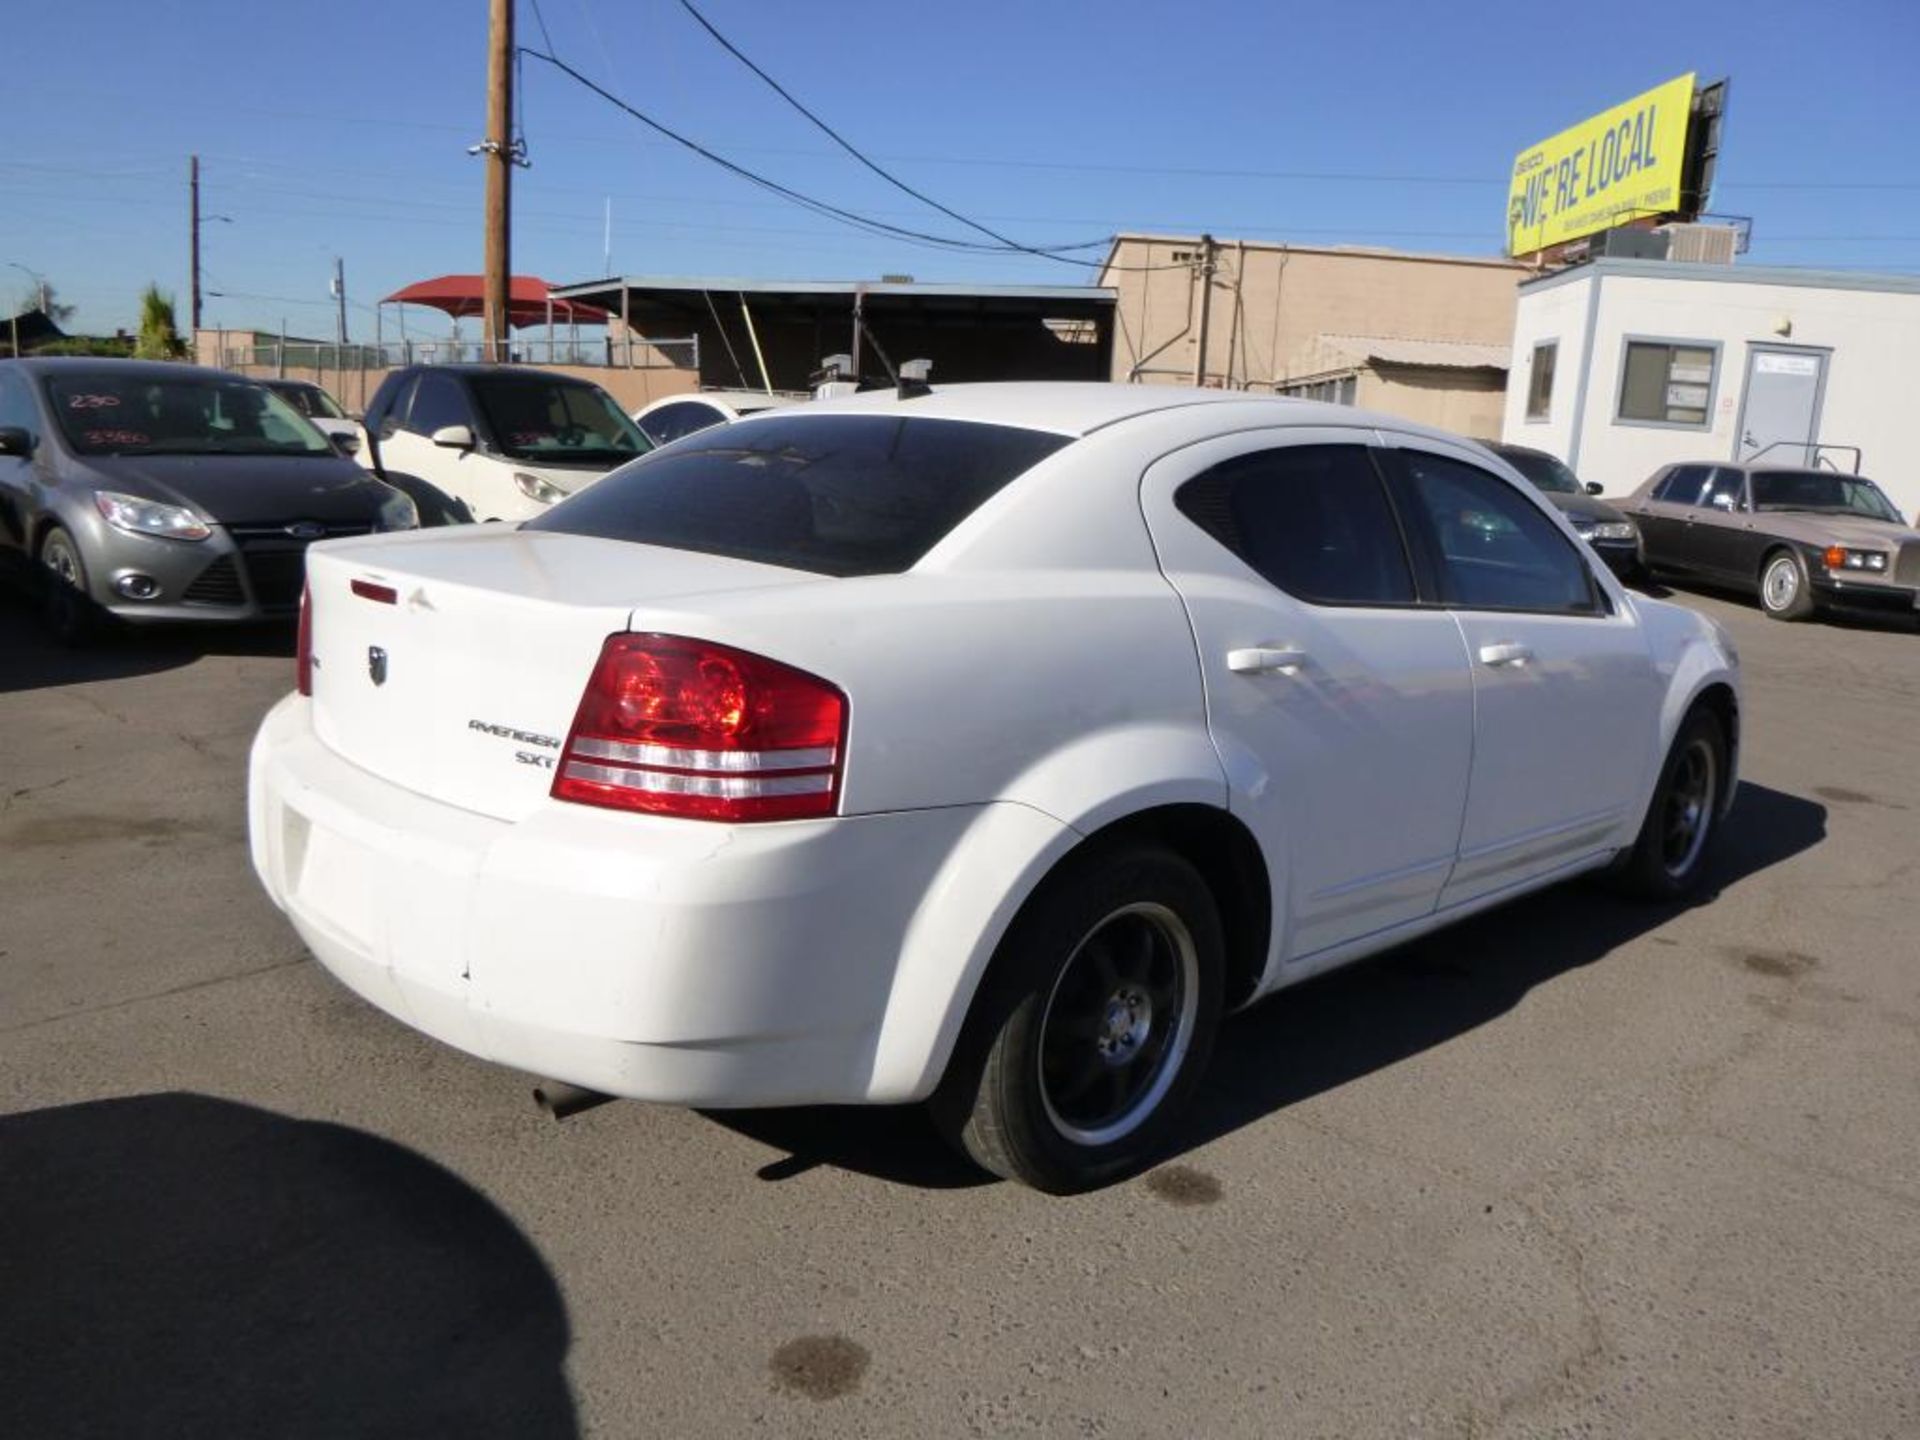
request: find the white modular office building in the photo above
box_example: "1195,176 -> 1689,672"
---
1502,258 -> 1920,519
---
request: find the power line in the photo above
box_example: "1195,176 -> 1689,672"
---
671,0 -> 1101,262
519,46 -> 1190,271
519,46 -> 1119,261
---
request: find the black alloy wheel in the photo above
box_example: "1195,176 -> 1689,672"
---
935,846 -> 1225,1193
1608,706 -> 1728,901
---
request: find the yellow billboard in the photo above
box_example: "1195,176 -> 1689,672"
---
1507,73 -> 1697,256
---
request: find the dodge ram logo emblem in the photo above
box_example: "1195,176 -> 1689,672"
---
367,646 -> 388,686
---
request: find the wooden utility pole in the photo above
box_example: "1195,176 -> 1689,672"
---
1190,233 -> 1216,386
483,0 -> 514,362
189,154 -> 202,332
332,256 -> 348,347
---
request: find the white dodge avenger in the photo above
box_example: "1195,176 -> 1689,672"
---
249,384 -> 1740,1191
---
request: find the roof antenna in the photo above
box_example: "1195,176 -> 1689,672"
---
897,358 -> 932,400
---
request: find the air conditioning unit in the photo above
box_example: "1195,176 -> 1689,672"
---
1589,227 -> 1670,260
1658,224 -> 1738,265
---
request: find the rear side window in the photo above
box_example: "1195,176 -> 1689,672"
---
529,414 -> 1071,577
365,371 -> 412,437
1175,445 -> 1415,606
1396,451 -> 1599,614
1652,464 -> 1711,503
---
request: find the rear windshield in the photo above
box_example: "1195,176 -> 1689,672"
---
269,382 -> 346,420
468,374 -> 651,465
1492,446 -> 1580,495
528,414 -> 1072,576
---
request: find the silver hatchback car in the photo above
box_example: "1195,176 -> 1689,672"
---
0,358 -> 417,641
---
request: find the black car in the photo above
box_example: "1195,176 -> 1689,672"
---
0,358 -> 417,641
1485,442 -> 1644,581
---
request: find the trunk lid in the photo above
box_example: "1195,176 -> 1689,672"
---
305,528 -> 821,821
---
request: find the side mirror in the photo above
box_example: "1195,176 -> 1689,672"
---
1583,481 -> 1603,496
1710,492 -> 1737,512
0,426 -> 31,458
430,424 -> 476,450
333,433 -> 362,458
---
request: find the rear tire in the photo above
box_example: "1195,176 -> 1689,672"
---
933,846 -> 1224,1193
39,525 -> 100,646
1608,707 -> 1727,901
1759,549 -> 1816,622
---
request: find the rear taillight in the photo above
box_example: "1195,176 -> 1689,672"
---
296,583 -> 313,697
552,634 -> 847,822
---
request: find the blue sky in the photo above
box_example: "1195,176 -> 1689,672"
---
5,0 -> 1918,338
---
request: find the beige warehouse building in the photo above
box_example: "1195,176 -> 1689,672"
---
1099,234 -> 1529,438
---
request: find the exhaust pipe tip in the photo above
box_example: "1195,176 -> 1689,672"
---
532,1080 -> 615,1121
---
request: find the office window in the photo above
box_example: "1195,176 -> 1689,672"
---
1618,341 -> 1715,427
1526,341 -> 1556,420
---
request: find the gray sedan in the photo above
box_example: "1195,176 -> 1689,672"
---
0,359 -> 416,641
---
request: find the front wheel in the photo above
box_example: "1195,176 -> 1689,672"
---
1608,707 -> 1728,901
39,525 -> 101,645
1759,549 -> 1816,622
934,847 -> 1224,1193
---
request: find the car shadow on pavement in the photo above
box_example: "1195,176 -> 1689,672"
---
707,1100 -> 997,1190
0,1093 -> 577,1439
0,593 -> 293,695
1174,779 -> 1828,1161
1650,577 -> 1918,634
713,782 -> 1825,1192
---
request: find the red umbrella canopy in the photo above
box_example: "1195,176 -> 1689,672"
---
381,275 -> 609,327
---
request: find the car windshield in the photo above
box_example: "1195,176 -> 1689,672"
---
529,414 -> 1072,576
46,372 -> 334,457
1750,470 -> 1902,522
1494,447 -> 1581,494
468,374 -> 652,465
271,383 -> 347,420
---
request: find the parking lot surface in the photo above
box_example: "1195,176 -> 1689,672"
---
2,588 -> 1915,1438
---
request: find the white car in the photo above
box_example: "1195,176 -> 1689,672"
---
358,364 -> 651,523
632,389 -> 801,447
262,379 -> 362,457
249,383 -> 1740,1192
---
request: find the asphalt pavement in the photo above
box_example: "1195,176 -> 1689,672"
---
1,584 -> 1915,1438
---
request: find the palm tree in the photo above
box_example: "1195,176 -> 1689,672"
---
134,285 -> 186,360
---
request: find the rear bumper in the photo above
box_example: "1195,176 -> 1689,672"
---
248,693 -> 1013,1106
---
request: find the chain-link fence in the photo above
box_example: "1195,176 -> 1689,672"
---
200,334 -> 702,413
205,336 -> 698,373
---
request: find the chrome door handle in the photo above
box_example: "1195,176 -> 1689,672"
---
1227,646 -> 1308,675
1477,642 -> 1534,668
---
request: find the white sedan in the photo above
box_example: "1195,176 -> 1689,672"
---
249,383 -> 1740,1192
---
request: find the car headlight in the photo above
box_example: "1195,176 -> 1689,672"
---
513,471 -> 568,506
1588,521 -> 1637,542
377,487 -> 419,531
92,490 -> 211,542
1822,546 -> 1888,572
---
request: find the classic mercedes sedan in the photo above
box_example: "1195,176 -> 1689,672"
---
1622,460 -> 1920,621
249,384 -> 1741,1191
